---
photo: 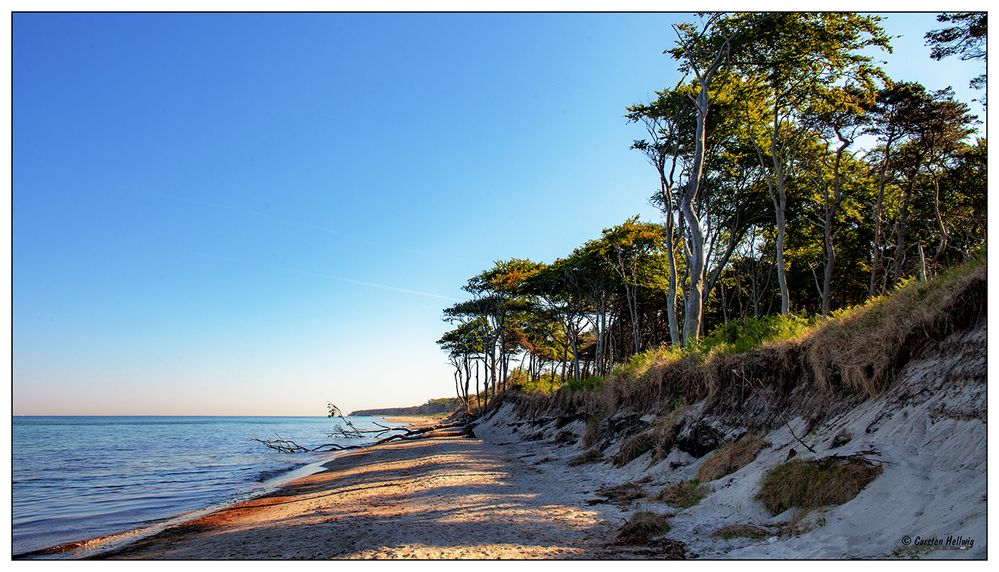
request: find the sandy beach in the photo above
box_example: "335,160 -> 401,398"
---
50,322 -> 987,561
99,432 -> 629,559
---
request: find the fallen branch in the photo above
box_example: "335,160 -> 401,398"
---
253,417 -> 471,454
785,421 -> 817,454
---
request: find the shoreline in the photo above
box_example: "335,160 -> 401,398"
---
89,429 -> 634,559
15,415 -> 441,560
15,451 -> 338,560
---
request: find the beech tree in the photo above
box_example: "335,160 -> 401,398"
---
436,12 -> 985,408
728,12 -> 890,314
925,12 -> 986,92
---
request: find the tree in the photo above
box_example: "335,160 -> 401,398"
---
437,317 -> 489,413
925,12 -> 986,91
729,12 -> 890,314
888,89 -> 976,285
864,81 -> 930,296
598,218 -> 668,354
801,85 -> 873,314
668,13 -> 746,344
626,88 -> 692,346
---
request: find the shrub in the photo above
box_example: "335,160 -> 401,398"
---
696,433 -> 768,482
712,524 -> 772,540
755,457 -> 883,515
511,368 -> 560,395
615,511 -> 671,545
657,479 -> 710,508
612,347 -> 684,380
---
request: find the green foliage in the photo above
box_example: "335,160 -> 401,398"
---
925,12 -> 986,90
612,346 -> 685,379
565,375 -> 604,392
510,368 -> 560,395
698,314 -> 813,354
437,11 -> 986,417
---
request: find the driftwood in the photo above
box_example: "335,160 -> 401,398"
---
253,403 -> 471,453
784,421 -> 817,454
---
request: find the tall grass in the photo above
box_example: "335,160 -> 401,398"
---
698,314 -> 813,355
506,257 -> 985,425
805,258 -> 986,396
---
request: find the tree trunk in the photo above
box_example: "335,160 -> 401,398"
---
892,174 -> 917,286
821,136 -> 849,316
770,111 -> 791,315
869,133 -> 898,298
660,180 -> 681,346
682,94 -> 707,345
930,169 -> 949,267
775,208 -> 789,315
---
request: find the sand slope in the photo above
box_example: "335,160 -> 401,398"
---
474,323 -> 987,559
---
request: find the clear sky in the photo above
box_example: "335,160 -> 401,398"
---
12,12 -> 984,415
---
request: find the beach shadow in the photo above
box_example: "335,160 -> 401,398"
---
96,435 -> 635,560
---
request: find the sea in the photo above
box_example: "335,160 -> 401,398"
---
12,415 -> 398,557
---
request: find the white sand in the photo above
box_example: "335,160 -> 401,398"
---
475,323 -> 987,559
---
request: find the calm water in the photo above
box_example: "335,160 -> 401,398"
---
12,415 -> 393,556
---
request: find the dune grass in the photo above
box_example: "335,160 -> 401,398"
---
658,479 -> 710,508
568,447 -> 603,466
696,433 -> 768,482
712,524 -> 772,540
613,431 -> 656,467
805,259 -> 985,397
510,258 -> 985,426
755,457 -> 883,515
615,511 -> 671,545
595,482 -> 646,504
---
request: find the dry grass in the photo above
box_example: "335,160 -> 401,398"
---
712,524 -> 772,540
657,480 -> 710,508
696,433 -> 768,482
503,260 -> 985,441
595,482 -> 646,504
582,412 -> 606,449
568,447 -> 603,466
651,412 -> 687,463
615,511 -> 671,545
551,430 -> 577,446
755,457 -> 883,515
804,260 -> 985,397
613,431 -> 656,467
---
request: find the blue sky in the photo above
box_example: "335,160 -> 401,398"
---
13,13 -> 984,415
